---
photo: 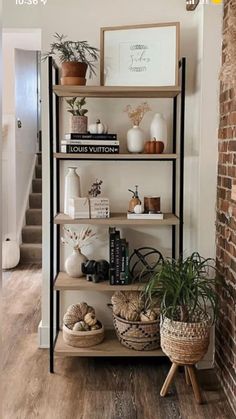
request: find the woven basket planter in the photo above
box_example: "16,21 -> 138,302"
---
113,314 -> 160,351
160,316 -> 211,365
63,323 -> 104,348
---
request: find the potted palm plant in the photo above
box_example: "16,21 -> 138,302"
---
43,33 -> 99,85
145,252 -> 219,365
66,97 -> 88,134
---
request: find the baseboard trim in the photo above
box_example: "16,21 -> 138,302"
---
38,320 -> 56,348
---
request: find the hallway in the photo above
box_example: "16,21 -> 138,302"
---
2,265 -> 235,419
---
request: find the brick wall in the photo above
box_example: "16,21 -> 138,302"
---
215,0 -> 236,414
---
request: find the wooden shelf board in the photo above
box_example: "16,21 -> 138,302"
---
54,213 -> 179,226
55,272 -> 146,291
55,330 -> 165,357
54,153 -> 177,160
53,85 -> 181,98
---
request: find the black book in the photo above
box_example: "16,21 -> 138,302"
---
114,231 -> 121,285
120,239 -> 127,285
109,227 -> 116,285
61,144 -> 119,154
65,133 -> 117,140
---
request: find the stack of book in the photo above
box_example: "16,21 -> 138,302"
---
109,227 -> 129,285
61,133 -> 119,154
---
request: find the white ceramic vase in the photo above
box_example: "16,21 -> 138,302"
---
65,249 -> 87,278
150,113 -> 167,151
127,125 -> 145,153
64,167 -> 81,215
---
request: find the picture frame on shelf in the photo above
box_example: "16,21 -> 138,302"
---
100,22 -> 180,87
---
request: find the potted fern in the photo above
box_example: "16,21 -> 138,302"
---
144,252 -> 219,365
66,97 -> 88,134
43,33 -> 99,85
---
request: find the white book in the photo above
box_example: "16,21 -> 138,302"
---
127,213 -> 164,220
61,140 -> 119,146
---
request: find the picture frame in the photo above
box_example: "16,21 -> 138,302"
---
100,22 -> 180,87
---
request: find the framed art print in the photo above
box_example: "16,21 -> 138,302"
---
100,22 -> 180,87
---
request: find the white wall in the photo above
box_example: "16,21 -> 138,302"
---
2,1 -> 222,349
2,30 -> 41,241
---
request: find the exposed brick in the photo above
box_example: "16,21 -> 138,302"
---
228,141 -> 236,152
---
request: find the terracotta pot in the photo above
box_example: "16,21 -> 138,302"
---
61,62 -> 87,78
61,77 -> 86,86
70,116 -> 88,134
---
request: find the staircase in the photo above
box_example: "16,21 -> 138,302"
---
20,154 -> 42,263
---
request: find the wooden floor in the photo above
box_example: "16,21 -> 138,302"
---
2,265 -> 235,419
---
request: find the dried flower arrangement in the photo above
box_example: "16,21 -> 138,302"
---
220,2 -> 236,87
88,179 -> 103,197
124,102 -> 151,126
61,226 -> 96,251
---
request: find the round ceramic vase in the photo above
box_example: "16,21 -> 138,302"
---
127,125 -> 145,153
65,249 -> 87,278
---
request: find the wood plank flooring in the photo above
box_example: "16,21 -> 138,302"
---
2,265 -> 235,419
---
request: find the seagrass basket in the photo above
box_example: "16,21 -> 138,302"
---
160,315 -> 211,364
63,323 -> 104,348
113,314 -> 160,351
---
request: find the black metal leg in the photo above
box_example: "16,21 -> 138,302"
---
179,58 -> 186,258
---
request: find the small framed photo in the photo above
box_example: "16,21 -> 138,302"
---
100,22 -> 180,87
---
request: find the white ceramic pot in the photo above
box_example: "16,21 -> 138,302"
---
65,249 -> 87,278
127,125 -> 145,153
150,113 -> 167,151
64,167 -> 81,215
70,116 -> 88,134
2,238 -> 20,269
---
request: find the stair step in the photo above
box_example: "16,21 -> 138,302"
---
37,154 -> 42,165
26,209 -> 42,226
29,193 -> 42,209
22,226 -> 42,244
32,179 -> 42,193
20,243 -> 42,263
35,165 -> 42,179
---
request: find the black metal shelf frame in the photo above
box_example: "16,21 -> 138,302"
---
48,57 -> 186,373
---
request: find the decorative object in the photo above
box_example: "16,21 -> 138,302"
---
61,226 -> 97,278
43,33 -> 99,85
111,291 -> 160,351
150,113 -> 167,151
82,259 -> 110,283
125,102 -> 151,153
88,119 -> 108,134
186,0 -> 200,11
220,2 -> 236,87
63,302 -> 104,347
128,247 -> 164,282
100,23 -> 180,87
134,204 -> 143,214
66,97 -> 88,134
2,238 -> 20,270
88,179 -> 110,218
68,197 -> 90,219
128,185 -> 141,213
64,167 -> 81,215
144,196 -> 161,213
145,252 -> 223,404
144,138 -> 165,154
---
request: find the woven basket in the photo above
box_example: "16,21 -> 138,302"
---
63,323 -> 104,348
160,316 -> 211,364
113,314 -> 160,351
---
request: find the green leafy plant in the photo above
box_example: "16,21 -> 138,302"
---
42,33 -> 99,77
144,252 -> 221,324
66,97 -> 88,117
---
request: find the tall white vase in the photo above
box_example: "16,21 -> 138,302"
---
64,167 -> 81,215
150,113 -> 167,151
127,125 -> 145,153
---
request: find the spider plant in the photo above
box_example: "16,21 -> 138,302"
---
66,97 -> 88,117
144,252 -> 220,324
42,33 -> 99,78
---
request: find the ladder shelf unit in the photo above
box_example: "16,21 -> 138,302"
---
48,57 -> 186,372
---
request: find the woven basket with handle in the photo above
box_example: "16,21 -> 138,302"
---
113,314 -> 160,351
160,315 -> 211,364
63,323 -> 104,348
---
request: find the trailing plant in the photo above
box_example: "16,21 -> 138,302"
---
66,97 -> 88,117
144,252 -> 221,324
42,33 -> 99,77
